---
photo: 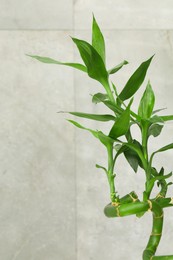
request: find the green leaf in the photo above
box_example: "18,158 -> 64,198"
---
123,142 -> 147,170
95,164 -> 107,173
26,55 -> 87,73
103,100 -> 123,114
68,119 -> 98,138
159,167 -> 164,176
108,60 -> 128,75
91,93 -> 127,117
119,55 -> 154,101
92,92 -> 109,104
92,15 -> 105,63
97,131 -> 114,147
148,124 -> 163,137
124,148 -> 139,172
159,115 -> 173,122
138,81 -> 155,119
112,82 -> 118,96
109,100 -> 132,139
67,120 -> 114,147
123,141 -> 144,172
150,143 -> 173,165
152,107 -> 167,115
124,140 -> 144,170
69,111 -> 116,122
149,115 -> 164,124
146,172 -> 172,194
114,145 -> 128,161
72,37 -> 108,85
154,143 -> 173,154
113,140 -> 146,170
151,167 -> 159,177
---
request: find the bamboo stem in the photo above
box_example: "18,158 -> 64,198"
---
104,199 -> 173,259
143,202 -> 163,260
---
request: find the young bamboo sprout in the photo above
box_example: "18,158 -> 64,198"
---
28,15 -> 173,260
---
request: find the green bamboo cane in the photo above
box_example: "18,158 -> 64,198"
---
104,197 -> 173,259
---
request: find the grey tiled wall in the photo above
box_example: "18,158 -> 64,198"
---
0,1 -> 173,260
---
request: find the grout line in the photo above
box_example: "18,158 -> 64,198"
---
0,29 -> 73,31
72,1 -> 78,260
72,28 -> 173,31
1,28 -> 173,32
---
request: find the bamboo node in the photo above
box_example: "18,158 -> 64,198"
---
129,194 -> 138,202
147,200 -> 152,211
154,213 -> 164,219
116,206 -> 121,217
150,232 -> 162,236
112,202 -> 120,206
156,193 -> 164,199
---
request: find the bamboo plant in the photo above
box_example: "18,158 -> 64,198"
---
28,16 -> 173,260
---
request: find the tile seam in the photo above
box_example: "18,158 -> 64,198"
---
1,28 -> 173,31
72,1 -> 78,260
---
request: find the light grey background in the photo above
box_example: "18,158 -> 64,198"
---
0,1 -> 173,260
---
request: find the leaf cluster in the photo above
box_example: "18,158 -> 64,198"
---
28,15 -> 173,203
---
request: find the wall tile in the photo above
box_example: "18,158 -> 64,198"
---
0,31 -> 76,260
1,1 -> 173,259
0,0 -> 73,29
74,0 -> 173,30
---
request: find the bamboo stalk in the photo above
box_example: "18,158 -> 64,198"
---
143,202 -> 163,260
104,198 -> 173,259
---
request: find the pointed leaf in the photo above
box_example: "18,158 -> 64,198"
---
92,92 -> 109,104
124,140 -> 144,171
67,120 -> 114,147
68,119 -> 98,138
114,144 -> 128,161
102,100 -> 123,114
152,107 -> 167,115
123,142 -> 147,170
69,111 -> 116,122
151,143 -> 173,164
159,167 -> 164,176
92,15 -> 105,63
151,167 -> 159,177
112,82 -> 118,96
148,124 -> 163,137
124,149 -> 139,172
91,93 -> 125,115
97,131 -> 114,147
113,140 -> 145,169
146,172 -> 172,194
149,115 -> 164,124
27,55 -> 87,72
138,81 -> 155,119
72,37 -> 108,85
119,55 -> 154,101
159,115 -> 173,122
108,60 -> 128,74
93,97 -> 140,121
154,143 -> 173,154
95,164 -> 107,173
109,100 -> 132,139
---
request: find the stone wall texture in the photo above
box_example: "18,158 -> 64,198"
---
0,1 -> 173,259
